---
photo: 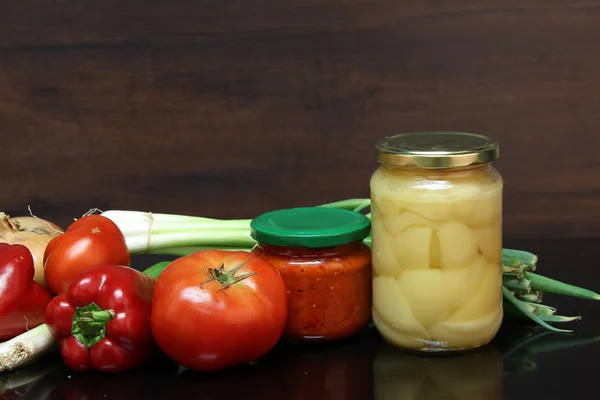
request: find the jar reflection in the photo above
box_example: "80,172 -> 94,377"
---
173,329 -> 378,400
266,331 -> 378,400
373,342 -> 503,400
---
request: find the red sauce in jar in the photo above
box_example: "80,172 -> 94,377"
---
252,241 -> 372,342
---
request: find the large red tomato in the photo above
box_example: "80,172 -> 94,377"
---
151,250 -> 288,372
43,215 -> 130,295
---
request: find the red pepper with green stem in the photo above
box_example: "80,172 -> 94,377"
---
45,265 -> 156,372
0,243 -> 53,341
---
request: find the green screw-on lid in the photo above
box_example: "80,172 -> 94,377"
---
250,207 -> 371,248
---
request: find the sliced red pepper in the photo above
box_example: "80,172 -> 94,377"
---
0,243 -> 54,341
45,265 -> 156,372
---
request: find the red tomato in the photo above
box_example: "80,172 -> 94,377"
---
43,215 -> 130,295
151,250 -> 288,372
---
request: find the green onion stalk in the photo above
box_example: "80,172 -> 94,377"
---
99,198 -> 599,333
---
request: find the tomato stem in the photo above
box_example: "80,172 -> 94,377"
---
200,256 -> 256,293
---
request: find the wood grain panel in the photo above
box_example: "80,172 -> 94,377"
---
1,1 -> 599,238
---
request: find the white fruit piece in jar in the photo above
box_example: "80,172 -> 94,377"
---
397,260 -> 487,327
373,309 -> 431,351
372,276 -> 429,339
394,226 -> 433,270
372,168 -> 453,221
451,183 -> 502,227
437,221 -> 479,269
372,193 -> 406,217
370,168 -> 407,216
445,260 -> 502,323
371,218 -> 403,277
428,309 -> 503,349
380,209 -> 437,236
403,187 -> 454,221
472,221 -> 502,264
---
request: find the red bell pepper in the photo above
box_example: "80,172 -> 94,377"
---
45,265 -> 156,372
0,243 -> 53,341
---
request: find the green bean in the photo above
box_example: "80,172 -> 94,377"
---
502,287 -> 572,333
503,275 -> 531,294
526,272 -> 600,300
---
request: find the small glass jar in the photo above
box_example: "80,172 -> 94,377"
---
370,131 -> 503,353
250,207 -> 372,342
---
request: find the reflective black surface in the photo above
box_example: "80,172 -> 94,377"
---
2,238 -> 599,400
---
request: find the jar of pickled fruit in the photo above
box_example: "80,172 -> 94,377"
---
250,207 -> 372,343
370,131 -> 503,353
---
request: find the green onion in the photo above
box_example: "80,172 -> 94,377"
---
526,272 -> 600,301
504,298 -> 558,319
503,275 -> 531,294
0,324 -> 56,371
538,315 -> 581,323
516,291 -> 543,303
502,249 -> 538,271
502,287 -> 573,333
100,197 -> 599,334
99,199 -> 367,255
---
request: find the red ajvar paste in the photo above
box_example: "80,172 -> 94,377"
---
252,241 -> 372,342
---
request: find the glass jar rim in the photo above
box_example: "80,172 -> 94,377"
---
375,131 -> 499,169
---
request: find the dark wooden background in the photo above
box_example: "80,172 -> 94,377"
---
1,1 -> 599,239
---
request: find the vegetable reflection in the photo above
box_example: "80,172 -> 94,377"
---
17,354 -> 178,400
174,328 -> 379,400
0,353 -> 62,400
6,322 -> 599,400
493,322 -> 600,376
373,321 -> 600,400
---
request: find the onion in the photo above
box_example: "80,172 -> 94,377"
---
0,211 -> 63,288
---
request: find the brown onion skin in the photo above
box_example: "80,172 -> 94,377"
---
0,213 -> 64,288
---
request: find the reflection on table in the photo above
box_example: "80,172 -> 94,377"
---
2,322 -> 598,400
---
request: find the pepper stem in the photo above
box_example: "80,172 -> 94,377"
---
200,256 -> 256,293
71,303 -> 115,348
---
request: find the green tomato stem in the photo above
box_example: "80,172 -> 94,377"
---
200,257 -> 256,293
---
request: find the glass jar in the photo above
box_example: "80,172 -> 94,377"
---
369,131 -> 503,353
250,207 -> 372,343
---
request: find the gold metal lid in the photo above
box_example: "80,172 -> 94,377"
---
375,131 -> 499,169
